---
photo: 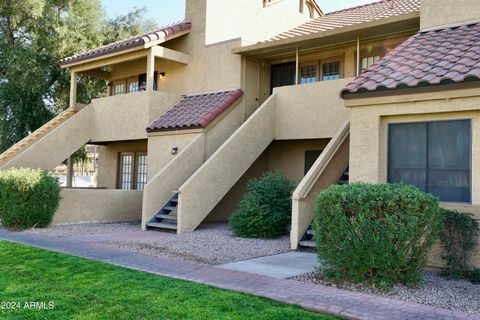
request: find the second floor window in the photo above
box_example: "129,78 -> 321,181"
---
113,82 -> 125,96
300,65 -> 318,84
322,61 -> 340,81
361,55 -> 381,71
128,80 -> 139,93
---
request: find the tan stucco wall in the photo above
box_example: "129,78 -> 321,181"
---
267,139 -> 329,183
90,91 -> 180,143
347,87 -> 480,267
204,99 -> 246,158
96,140 -> 148,189
291,122 -> 350,249
205,0 -> 314,46
207,151 -> 270,221
1,104 -> 93,171
141,99 -> 247,227
53,189 -> 143,224
142,135 -> 205,229
208,138 -> 329,221
178,95 -> 277,233
147,132 -> 201,179
274,79 -> 352,140
420,0 -> 480,31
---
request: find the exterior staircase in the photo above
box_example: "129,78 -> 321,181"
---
291,121 -> 350,250
0,107 -> 79,168
298,167 -> 349,249
146,193 -> 179,231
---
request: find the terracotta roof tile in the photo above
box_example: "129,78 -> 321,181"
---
146,89 -> 244,132
341,22 -> 480,96
60,20 -> 191,66
266,0 -> 419,42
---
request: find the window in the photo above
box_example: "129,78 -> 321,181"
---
388,120 -> 471,203
136,154 -> 148,191
128,80 -> 139,93
321,61 -> 340,81
300,64 -> 318,84
119,154 -> 133,190
361,55 -> 380,71
112,81 -> 126,96
118,153 -> 148,190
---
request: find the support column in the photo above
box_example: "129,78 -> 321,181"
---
69,71 -> 78,108
295,46 -> 300,85
66,156 -> 74,188
146,48 -> 155,92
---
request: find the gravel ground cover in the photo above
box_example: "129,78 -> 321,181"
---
99,223 -> 291,265
25,221 -> 141,237
24,221 -> 291,265
294,270 -> 480,315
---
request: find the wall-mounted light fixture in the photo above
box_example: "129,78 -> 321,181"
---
171,146 -> 179,155
159,72 -> 166,79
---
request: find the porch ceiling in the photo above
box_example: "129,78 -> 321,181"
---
233,14 -> 419,60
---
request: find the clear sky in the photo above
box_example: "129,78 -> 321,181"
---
101,0 -> 377,27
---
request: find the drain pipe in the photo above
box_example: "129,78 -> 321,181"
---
356,34 -> 361,76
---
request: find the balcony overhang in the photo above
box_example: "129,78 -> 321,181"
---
232,12 -> 420,60
66,46 -> 189,76
60,27 -> 190,69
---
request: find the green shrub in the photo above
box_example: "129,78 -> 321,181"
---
440,209 -> 479,283
0,168 -> 61,230
229,171 -> 295,238
464,268 -> 480,284
313,183 -> 442,287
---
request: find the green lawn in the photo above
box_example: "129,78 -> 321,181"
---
0,241 -> 339,320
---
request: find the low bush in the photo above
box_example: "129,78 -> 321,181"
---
440,209 -> 480,283
313,183 -> 442,287
229,171 -> 295,238
0,168 -> 61,230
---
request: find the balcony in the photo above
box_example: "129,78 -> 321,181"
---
89,90 -> 180,143
273,78 -> 353,140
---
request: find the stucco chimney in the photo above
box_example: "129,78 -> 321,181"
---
420,0 -> 480,31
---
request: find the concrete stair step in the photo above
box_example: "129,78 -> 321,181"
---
155,213 -> 177,221
147,222 -> 177,230
299,240 -> 316,248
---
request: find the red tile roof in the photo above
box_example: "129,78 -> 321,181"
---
267,0 -> 419,42
60,20 -> 191,66
341,23 -> 480,97
146,89 -> 244,132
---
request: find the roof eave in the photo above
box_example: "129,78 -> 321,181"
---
232,11 -> 420,55
60,28 -> 191,69
342,81 -> 480,102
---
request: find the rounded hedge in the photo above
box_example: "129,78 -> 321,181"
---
229,171 -> 295,238
313,183 -> 442,287
0,168 -> 61,230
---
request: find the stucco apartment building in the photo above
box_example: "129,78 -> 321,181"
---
0,0 -> 479,267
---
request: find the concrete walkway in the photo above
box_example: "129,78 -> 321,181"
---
217,252 -> 318,278
0,229 -> 478,320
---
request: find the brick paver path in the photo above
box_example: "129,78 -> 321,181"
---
0,229 -> 478,320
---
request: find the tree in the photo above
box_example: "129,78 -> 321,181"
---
0,1 -> 155,152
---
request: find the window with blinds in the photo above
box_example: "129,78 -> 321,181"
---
388,120 -> 471,203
